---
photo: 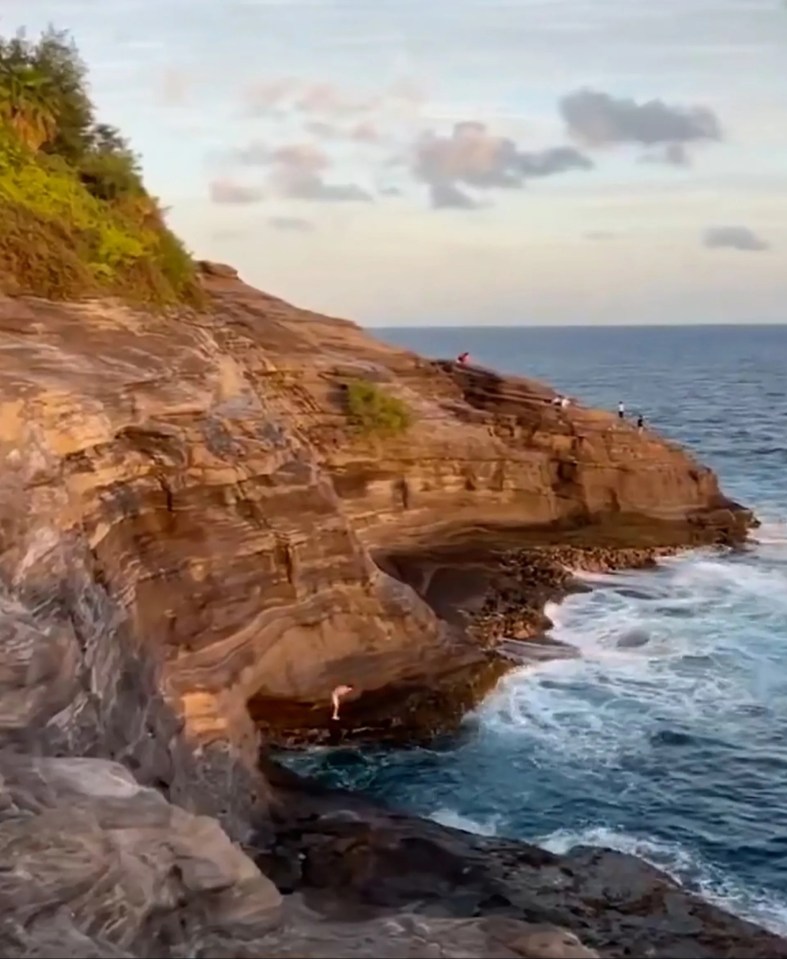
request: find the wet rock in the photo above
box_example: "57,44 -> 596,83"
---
261,772 -> 787,959
0,752 -> 602,959
616,627 -> 650,648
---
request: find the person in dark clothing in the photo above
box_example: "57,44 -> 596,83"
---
637,414 -> 644,434
457,351 -> 470,365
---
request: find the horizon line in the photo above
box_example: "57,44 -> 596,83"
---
365,321 -> 787,330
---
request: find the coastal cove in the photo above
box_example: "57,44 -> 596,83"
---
2,16 -> 786,955
287,323 -> 787,936
2,269 -> 785,957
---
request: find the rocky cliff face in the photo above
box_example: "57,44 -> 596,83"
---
0,264 -> 749,761
0,265 -> 775,959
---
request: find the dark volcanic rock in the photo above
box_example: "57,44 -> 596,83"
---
259,764 -> 787,959
0,752 -> 600,959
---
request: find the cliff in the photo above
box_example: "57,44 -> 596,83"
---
0,265 -> 777,959
0,263 -> 749,754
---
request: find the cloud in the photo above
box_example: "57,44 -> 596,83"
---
414,121 -> 593,194
228,138 -> 371,202
270,143 -> 371,201
560,89 -> 722,146
270,143 -> 330,173
415,122 -> 518,188
211,228 -> 246,241
387,77 -> 427,107
244,74 -> 423,123
640,142 -> 691,166
302,118 -> 383,145
159,69 -> 189,105
281,175 -> 373,202
232,141 -> 271,165
703,226 -> 770,252
518,146 -> 594,177
267,216 -> 315,232
294,81 -> 378,116
430,182 -> 479,209
305,120 -> 339,139
209,179 -> 264,204
350,120 -> 381,143
245,77 -> 300,116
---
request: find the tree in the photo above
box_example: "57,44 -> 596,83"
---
30,26 -> 93,160
0,41 -> 57,150
77,122 -> 144,200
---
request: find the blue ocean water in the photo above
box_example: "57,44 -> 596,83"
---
290,325 -> 787,932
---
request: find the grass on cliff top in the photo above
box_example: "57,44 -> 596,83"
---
0,27 -> 203,307
346,379 -> 412,436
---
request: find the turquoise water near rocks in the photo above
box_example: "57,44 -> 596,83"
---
287,325 -> 787,933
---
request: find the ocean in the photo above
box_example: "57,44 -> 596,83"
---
286,324 -> 787,933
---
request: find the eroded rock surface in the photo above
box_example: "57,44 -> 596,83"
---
0,752 -> 281,957
3,751 -> 783,959
0,268 -> 779,958
0,752 -> 599,959
0,268 -> 751,759
257,762 -> 787,959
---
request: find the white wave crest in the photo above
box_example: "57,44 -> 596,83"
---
538,825 -> 787,936
429,807 -> 501,837
752,518 -> 787,546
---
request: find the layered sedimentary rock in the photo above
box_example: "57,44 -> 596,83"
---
0,752 -> 601,959
0,265 -> 779,958
0,264 -> 749,765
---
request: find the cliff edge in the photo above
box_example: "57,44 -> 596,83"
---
0,261 -> 751,761
0,265 -> 780,959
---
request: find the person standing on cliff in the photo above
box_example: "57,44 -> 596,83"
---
618,401 -> 625,420
331,684 -> 354,721
457,351 -> 469,365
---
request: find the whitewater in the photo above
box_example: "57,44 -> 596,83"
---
286,324 -> 787,934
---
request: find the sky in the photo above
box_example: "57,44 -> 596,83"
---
3,0 -> 787,326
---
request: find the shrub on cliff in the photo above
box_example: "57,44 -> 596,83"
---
346,380 -> 412,435
0,27 -> 202,307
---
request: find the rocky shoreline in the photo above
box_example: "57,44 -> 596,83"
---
253,537 -> 741,750
469,542 -> 682,648
1,268 -> 782,957
249,753 -> 787,959
247,537 -> 787,959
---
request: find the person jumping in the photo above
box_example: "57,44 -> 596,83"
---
331,684 -> 354,721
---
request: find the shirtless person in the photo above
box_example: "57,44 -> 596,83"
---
331,684 -> 354,721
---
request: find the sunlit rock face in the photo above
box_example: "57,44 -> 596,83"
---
0,268 -> 772,959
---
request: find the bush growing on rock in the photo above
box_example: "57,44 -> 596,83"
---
346,379 -> 412,435
0,26 -> 202,306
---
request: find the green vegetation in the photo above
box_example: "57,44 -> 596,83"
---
0,27 -> 202,306
345,379 -> 412,435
